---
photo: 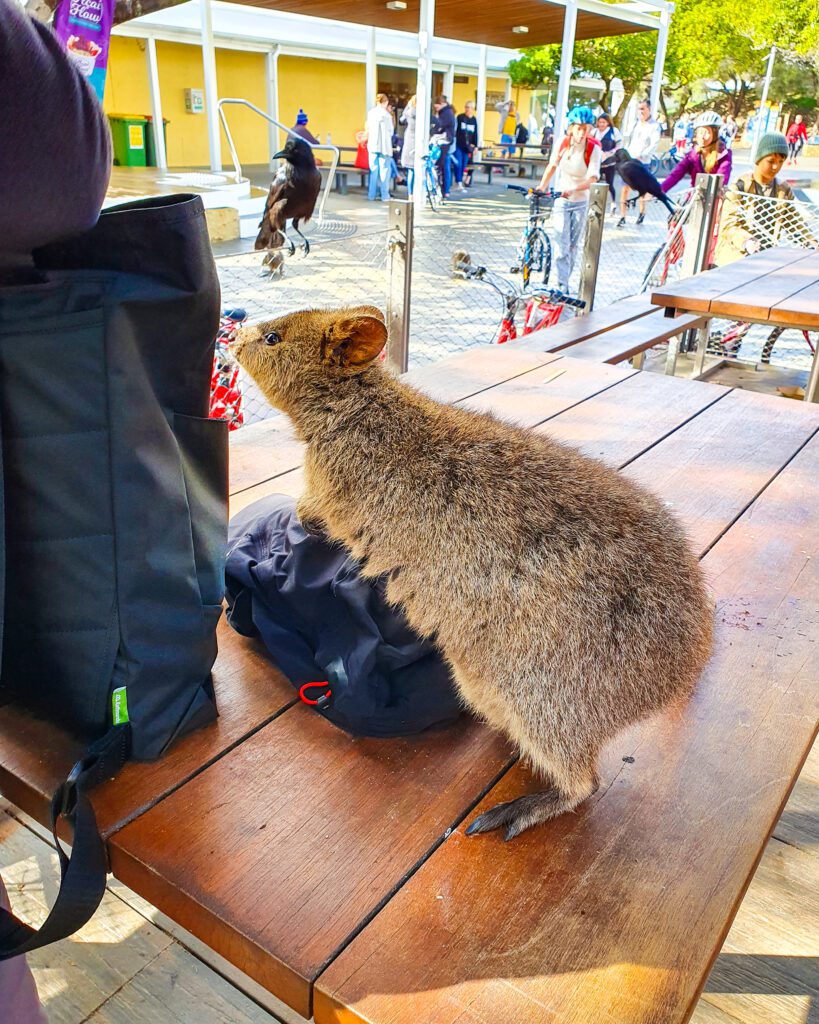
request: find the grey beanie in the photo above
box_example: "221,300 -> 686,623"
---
755,132 -> 788,162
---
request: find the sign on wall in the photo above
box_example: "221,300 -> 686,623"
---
185,88 -> 205,114
53,0 -> 114,102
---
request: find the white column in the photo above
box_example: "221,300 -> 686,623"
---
504,77 -> 512,102
265,47 -> 279,166
413,0 -> 434,206
199,0 -> 221,172
649,8 -> 670,113
444,63 -> 454,102
476,44 -> 487,143
366,27 -> 377,117
751,46 -> 777,161
145,37 -> 167,170
553,0 -> 577,149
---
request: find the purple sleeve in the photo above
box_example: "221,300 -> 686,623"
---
0,0 -> 112,266
661,150 -> 693,193
719,147 -> 733,185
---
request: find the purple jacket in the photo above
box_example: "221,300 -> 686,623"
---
662,144 -> 732,193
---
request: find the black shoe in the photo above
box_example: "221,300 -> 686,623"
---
636,213 -> 645,225
617,216 -> 626,228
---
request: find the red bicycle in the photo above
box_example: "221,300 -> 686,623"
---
453,254 -> 585,343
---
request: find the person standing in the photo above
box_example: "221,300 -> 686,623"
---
786,115 -> 808,166
537,105 -> 601,293
399,94 -> 416,195
617,98 -> 661,226
454,100 -> 478,191
721,114 -> 738,149
291,109 -> 320,146
432,94 -> 456,199
592,112 -> 622,214
495,99 -> 519,157
366,92 -> 393,202
673,112 -> 690,153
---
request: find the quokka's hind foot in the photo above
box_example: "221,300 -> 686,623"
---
466,777 -> 599,841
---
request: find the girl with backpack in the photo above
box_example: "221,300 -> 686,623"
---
537,105 -> 601,293
592,112 -> 623,215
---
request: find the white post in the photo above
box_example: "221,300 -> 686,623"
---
444,63 -> 455,102
751,46 -> 776,162
265,47 -> 279,168
476,44 -> 487,143
649,8 -> 670,113
504,77 -> 512,102
413,0 -> 434,206
145,37 -> 167,170
199,0 -> 221,172
366,27 -> 377,116
554,0 -> 577,149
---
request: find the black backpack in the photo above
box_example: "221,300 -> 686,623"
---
0,194 -> 228,959
515,123 -> 530,145
225,494 -> 462,738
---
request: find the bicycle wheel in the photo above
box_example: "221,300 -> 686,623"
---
642,243 -> 668,291
425,163 -> 442,212
522,229 -> 551,288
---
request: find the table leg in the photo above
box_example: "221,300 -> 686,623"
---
665,335 -> 680,376
692,323 -> 710,378
806,340 -> 819,403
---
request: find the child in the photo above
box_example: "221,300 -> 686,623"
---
713,132 -> 817,361
537,106 -> 601,293
713,132 -> 816,266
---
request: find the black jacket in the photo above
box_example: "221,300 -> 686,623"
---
433,104 -> 456,145
456,114 -> 478,152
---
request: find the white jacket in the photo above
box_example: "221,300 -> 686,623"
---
366,105 -> 393,156
627,118 -> 662,164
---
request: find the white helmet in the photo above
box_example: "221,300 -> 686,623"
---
693,111 -> 722,130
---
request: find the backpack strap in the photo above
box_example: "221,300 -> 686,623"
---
0,724 -> 130,960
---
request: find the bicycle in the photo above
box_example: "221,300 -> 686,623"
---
422,134 -> 448,212
452,254 -> 585,344
507,184 -> 557,288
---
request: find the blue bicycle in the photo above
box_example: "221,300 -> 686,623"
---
422,135 -> 447,212
507,185 -> 557,288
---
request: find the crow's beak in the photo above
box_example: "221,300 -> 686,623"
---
273,150 -> 287,159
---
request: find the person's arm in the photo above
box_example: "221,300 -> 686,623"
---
661,150 -> 692,193
0,0 -> 111,266
719,185 -> 757,253
538,151 -> 560,191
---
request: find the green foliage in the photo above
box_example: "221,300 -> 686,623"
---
507,0 -> 818,119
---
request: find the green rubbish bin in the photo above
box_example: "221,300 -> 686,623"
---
146,116 -> 170,167
108,114 -> 148,167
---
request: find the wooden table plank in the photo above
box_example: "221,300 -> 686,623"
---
769,275 -> 819,330
313,432 -> 819,1024
0,618 -> 295,837
710,251 -> 819,322
538,370 -> 728,468
621,387 -> 819,556
651,248 -> 810,314
109,709 -> 515,1019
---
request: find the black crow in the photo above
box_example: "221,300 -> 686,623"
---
614,149 -> 676,215
255,136 -> 322,272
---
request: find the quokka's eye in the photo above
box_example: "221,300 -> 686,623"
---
263,331 -> 283,346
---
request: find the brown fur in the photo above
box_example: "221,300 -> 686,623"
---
233,308 -> 714,840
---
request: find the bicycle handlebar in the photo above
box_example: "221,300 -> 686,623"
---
507,185 -> 557,198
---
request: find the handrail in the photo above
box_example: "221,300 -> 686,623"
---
216,98 -> 340,226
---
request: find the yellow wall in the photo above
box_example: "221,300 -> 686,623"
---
452,76 -> 477,112
278,56 -> 366,149
214,48 -> 268,165
104,37 -> 151,117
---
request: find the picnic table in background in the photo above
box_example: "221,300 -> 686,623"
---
1,348 -> 817,1023
652,246 -> 819,401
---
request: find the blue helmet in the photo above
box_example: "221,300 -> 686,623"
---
566,105 -> 596,126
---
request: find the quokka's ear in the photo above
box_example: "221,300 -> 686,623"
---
349,304 -> 386,325
323,315 -> 388,367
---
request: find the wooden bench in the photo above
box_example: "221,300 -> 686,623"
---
518,295 -> 706,368
2,345 -> 817,1024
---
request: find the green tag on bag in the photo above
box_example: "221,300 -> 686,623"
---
112,686 -> 129,725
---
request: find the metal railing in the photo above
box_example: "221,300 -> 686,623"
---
216,98 -> 340,226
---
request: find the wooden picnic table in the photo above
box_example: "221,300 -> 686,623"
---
1,346 -> 818,1023
651,246 -> 819,402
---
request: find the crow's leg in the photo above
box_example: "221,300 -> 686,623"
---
292,218 -> 310,256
